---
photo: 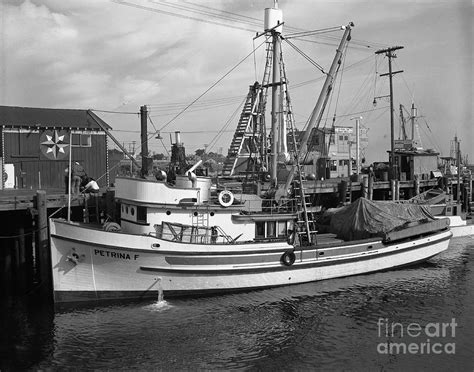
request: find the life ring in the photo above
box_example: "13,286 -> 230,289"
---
281,250 -> 296,266
218,190 -> 234,207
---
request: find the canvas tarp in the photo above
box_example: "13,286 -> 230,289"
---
323,197 -> 436,241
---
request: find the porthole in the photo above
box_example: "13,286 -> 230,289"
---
210,212 -> 215,217
131,208 -> 135,216
166,211 -> 171,215
126,206 -> 129,214
193,211 -> 198,217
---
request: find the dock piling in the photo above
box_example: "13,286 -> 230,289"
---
34,190 -> 52,296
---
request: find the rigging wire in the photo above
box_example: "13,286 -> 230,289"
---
126,37 -> 268,157
147,113 -> 170,156
283,38 -> 326,74
285,26 -> 344,38
157,37 -> 267,132
206,96 -> 246,153
112,0 -> 389,51
111,0 -> 258,33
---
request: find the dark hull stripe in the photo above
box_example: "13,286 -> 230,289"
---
53,252 -> 442,304
51,232 -> 383,256
139,233 -> 451,275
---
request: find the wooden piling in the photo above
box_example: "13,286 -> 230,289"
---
2,244 -> 13,296
362,176 -> 369,199
339,180 -> 348,204
414,175 -> 420,196
34,190 -> 52,296
391,179 -> 396,201
17,226 -> 27,293
368,175 -> 374,200
395,180 -> 400,200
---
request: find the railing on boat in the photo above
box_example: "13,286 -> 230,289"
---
153,221 -> 239,244
233,196 -> 310,215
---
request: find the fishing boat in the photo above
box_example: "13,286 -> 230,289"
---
49,3 -> 452,303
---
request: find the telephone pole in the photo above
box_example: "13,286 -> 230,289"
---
375,46 -> 404,180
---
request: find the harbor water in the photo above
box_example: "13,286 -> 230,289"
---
1,236 -> 473,370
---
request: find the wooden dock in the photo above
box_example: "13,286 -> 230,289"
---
0,188 -> 83,211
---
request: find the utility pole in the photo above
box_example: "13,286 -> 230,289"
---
456,135 -> 461,210
351,116 -> 362,177
375,46 -> 404,180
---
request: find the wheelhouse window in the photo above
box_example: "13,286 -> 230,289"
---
267,221 -> 276,238
137,206 -> 147,223
278,221 -> 287,237
255,222 -> 265,239
256,220 -> 290,239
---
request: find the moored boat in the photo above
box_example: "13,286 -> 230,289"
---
49,175 -> 451,303
49,2 -> 452,303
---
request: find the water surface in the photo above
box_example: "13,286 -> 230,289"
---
1,236 -> 473,370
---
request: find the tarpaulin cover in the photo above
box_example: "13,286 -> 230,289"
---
325,198 -> 435,240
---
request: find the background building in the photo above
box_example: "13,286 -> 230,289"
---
0,106 -> 111,190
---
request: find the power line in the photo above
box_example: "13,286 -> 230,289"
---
156,37 -> 267,133
91,109 -> 139,115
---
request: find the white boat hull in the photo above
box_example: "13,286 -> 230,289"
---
49,219 -> 452,303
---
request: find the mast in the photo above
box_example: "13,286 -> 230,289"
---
410,102 -> 417,142
265,1 -> 283,185
140,105 -> 150,177
283,22 -> 354,194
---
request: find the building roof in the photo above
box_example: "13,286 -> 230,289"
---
0,105 -> 112,130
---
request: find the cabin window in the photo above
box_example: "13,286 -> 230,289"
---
255,222 -> 265,238
267,221 -> 276,238
131,207 -> 135,216
126,206 -> 129,214
137,206 -> 147,223
330,160 -> 337,171
277,221 -> 287,237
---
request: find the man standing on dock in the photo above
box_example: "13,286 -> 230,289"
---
65,162 -> 87,194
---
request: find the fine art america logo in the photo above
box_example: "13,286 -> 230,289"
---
377,318 -> 457,355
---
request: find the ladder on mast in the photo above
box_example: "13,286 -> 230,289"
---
222,41 -> 273,176
283,63 -> 315,245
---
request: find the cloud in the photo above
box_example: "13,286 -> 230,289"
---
0,0 -> 471,161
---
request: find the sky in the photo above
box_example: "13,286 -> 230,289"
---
1,0 -> 472,164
